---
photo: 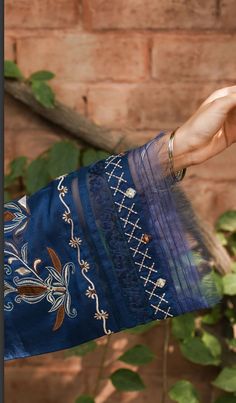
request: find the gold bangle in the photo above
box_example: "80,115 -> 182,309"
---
168,129 -> 187,182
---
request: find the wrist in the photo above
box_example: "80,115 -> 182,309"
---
170,128 -> 192,170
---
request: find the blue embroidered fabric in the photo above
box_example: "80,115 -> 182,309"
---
4,131 -> 221,361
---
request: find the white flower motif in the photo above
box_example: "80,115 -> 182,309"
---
59,186 -> 68,196
62,211 -> 71,223
80,260 -> 90,272
85,288 -> 96,299
69,237 -> 82,248
94,310 -> 109,320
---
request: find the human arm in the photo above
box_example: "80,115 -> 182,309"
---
4,86 -> 236,361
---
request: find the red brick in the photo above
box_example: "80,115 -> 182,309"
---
50,81 -> 88,115
4,36 -> 15,60
126,82 -> 233,129
87,84 -> 134,128
220,0 -> 236,29
5,0 -> 79,29
84,0 -> 217,30
152,34 -> 236,81
17,34 -> 148,82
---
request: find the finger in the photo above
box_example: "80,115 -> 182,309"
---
201,85 -> 236,107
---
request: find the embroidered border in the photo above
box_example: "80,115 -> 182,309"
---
104,155 -> 173,320
57,175 -> 112,335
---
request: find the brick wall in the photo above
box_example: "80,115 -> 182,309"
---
4,1 -> 236,402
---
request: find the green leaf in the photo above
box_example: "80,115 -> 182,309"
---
4,174 -> 14,188
216,211 -> 236,232
29,70 -> 55,81
223,274 -> 236,296
110,368 -> 145,391
4,191 -> 11,203
212,367 -> 236,392
48,141 -> 80,178
172,313 -> 195,341
119,344 -> 155,365
96,150 -> 111,160
75,395 -> 95,403
31,80 -> 55,108
25,158 -> 50,194
4,60 -> 23,79
81,149 -> 99,166
215,394 -> 236,403
227,339 -> 236,349
224,308 -> 236,323
81,149 -> 111,167
180,337 -> 220,366
66,340 -> 97,357
125,321 -> 158,334
211,271 -> 224,297
169,380 -> 200,403
228,233 -> 236,256
202,331 -> 221,358
216,232 -> 228,246
202,305 -> 222,325
9,156 -> 27,180
4,157 -> 27,189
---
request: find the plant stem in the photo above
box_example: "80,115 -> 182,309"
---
93,334 -> 112,397
161,319 -> 170,403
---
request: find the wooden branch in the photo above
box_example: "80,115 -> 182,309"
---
197,219 -> 232,275
4,78 -> 232,276
4,79 -> 127,153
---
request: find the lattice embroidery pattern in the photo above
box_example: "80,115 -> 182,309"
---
104,155 -> 173,320
57,175 -> 112,335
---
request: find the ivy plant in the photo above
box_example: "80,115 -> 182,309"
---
4,60 -> 55,108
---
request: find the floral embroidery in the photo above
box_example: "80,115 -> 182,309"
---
85,287 -> 96,298
69,237 -> 82,248
94,311 -> 109,321
57,175 -> 112,335
80,260 -> 90,272
4,242 -> 77,331
62,211 -> 71,223
4,196 -> 30,236
59,186 -> 68,196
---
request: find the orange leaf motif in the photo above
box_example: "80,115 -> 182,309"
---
4,211 -> 15,221
47,247 -> 62,273
53,305 -> 65,331
17,285 -> 47,296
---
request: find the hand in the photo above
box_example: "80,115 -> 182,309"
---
172,86 -> 236,170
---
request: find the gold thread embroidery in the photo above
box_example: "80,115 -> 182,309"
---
57,175 -> 112,335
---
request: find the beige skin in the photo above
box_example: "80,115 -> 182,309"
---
172,85 -> 236,172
